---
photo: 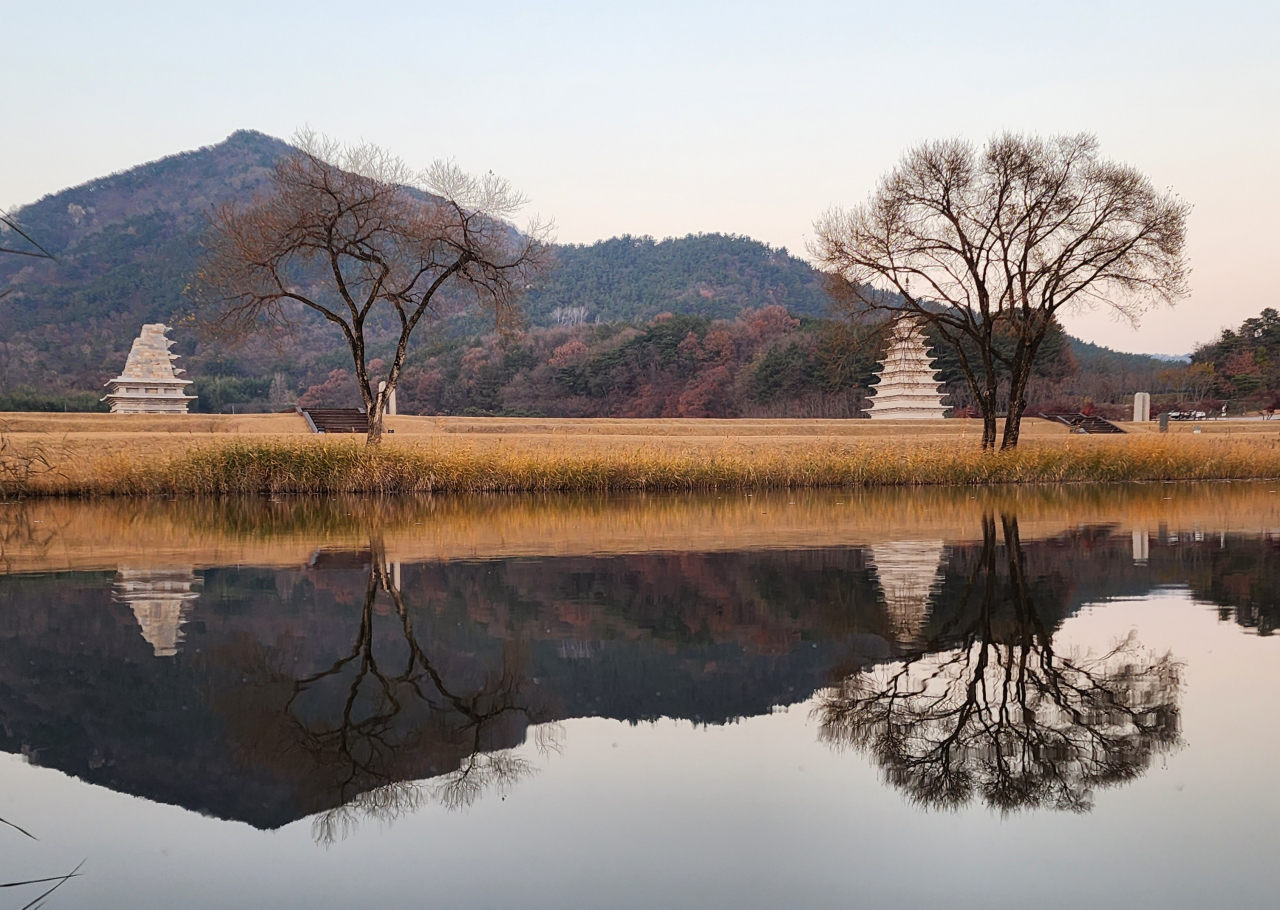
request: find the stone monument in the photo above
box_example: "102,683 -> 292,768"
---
103,324 -> 196,413
1134,392 -> 1151,423
866,317 -> 949,419
377,380 -> 397,416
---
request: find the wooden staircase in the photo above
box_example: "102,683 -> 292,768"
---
299,407 -> 369,434
1039,412 -> 1126,434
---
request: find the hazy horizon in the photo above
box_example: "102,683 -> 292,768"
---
4,1 -> 1276,356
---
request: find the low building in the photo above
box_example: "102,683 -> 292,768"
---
103,324 -> 196,413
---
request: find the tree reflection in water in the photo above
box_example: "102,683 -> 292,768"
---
220,545 -> 560,844
815,514 -> 1184,813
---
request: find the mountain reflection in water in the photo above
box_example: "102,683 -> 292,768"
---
2,487 -> 1277,849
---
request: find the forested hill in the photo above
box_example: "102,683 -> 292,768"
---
0,130 -> 291,390
1191,308 -> 1280,405
1068,338 -> 1188,373
0,129 -> 830,394
523,234 -> 830,324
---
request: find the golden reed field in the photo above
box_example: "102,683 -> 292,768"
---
3,483 -> 1279,574
3,411 -> 1280,496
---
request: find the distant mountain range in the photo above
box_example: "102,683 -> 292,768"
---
0,130 -> 1175,408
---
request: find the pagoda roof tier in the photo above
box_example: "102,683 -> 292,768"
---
876,379 -> 940,387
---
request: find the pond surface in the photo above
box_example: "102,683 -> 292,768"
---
1,486 -> 1278,909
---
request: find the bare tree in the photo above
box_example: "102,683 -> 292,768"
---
812,133 -> 1190,449
196,131 -> 551,443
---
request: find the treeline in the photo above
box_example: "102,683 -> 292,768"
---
0,387 -> 109,413
520,233 -> 830,325
295,307 -> 1080,419
302,307 -> 871,418
1191,308 -> 1280,410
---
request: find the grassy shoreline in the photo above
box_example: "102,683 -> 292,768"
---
7,435 -> 1280,496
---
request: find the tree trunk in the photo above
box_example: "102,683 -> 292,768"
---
982,408 -> 996,449
366,335 -> 412,447
947,332 -> 999,452
1000,338 -> 1040,451
356,362 -> 384,447
981,386 -> 998,450
1001,394 -> 1026,450
365,382 -> 392,446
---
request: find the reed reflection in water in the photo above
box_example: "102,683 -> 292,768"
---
6,481 -> 1280,575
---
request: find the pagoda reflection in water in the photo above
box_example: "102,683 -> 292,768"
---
868,539 -> 945,646
111,567 -> 202,657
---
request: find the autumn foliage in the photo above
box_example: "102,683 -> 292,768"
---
389,307 -> 876,419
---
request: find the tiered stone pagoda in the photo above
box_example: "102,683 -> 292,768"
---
103,324 -> 196,413
866,317 -> 948,419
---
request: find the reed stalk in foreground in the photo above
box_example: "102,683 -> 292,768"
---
6,435 -> 1280,497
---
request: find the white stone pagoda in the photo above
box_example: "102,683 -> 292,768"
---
103,324 -> 196,413
866,317 -> 949,419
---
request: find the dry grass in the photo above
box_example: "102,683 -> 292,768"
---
4,433 -> 1280,497
3,412 -> 1280,497
0,411 -> 1068,462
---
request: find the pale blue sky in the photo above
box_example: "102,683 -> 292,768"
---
4,0 -> 1277,354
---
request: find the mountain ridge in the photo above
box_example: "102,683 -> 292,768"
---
1,131 -> 1174,412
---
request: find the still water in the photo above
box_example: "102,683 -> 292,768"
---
1,486 -> 1278,909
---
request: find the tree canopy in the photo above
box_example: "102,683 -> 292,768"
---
1192,308 -> 1280,407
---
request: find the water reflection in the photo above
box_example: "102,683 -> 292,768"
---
0,486 -> 1275,844
867,540 -> 945,646
112,567 -> 201,657
1187,536 -> 1280,635
817,515 -> 1183,813
213,548 -> 559,843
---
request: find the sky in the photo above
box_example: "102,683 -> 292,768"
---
3,0 -> 1277,355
